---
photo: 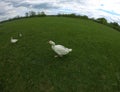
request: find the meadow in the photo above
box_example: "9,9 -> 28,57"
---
0,17 -> 120,92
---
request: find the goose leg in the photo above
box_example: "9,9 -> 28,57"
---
54,55 -> 58,58
59,55 -> 63,57
54,55 -> 63,58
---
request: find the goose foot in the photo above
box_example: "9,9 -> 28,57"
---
54,55 -> 58,58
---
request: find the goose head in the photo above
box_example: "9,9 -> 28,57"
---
19,33 -> 22,37
11,37 -> 13,40
49,40 -> 55,46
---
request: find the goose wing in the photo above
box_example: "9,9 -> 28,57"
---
52,45 -> 68,55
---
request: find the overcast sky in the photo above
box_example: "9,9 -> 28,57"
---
0,0 -> 120,24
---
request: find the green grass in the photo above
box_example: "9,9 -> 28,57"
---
0,17 -> 120,92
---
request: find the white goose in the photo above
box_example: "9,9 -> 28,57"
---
11,37 -> 18,43
49,40 -> 72,57
19,33 -> 22,37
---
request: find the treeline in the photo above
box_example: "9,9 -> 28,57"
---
57,13 -> 120,32
25,11 -> 46,17
94,18 -> 120,32
0,11 -> 46,23
0,11 -> 120,32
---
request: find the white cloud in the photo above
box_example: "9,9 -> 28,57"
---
0,1 -> 28,21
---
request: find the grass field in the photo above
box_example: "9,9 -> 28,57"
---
0,17 -> 120,92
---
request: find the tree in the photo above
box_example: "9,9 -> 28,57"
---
25,12 -> 29,17
109,22 -> 120,32
29,11 -> 36,17
80,15 -> 88,19
96,18 -> 108,24
37,11 -> 46,16
110,22 -> 119,27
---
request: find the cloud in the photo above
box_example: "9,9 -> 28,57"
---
98,9 -> 120,16
32,3 -> 59,9
0,0 -> 120,25
0,1 -> 28,21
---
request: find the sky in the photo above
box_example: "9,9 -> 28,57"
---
0,0 -> 120,25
